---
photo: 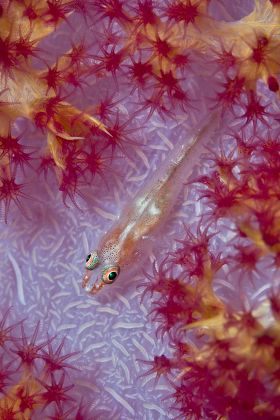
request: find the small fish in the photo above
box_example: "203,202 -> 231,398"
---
81,111 -> 221,295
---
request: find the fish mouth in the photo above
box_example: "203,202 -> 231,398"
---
82,271 -> 105,295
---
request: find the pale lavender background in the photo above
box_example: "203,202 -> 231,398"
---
1,1 -> 275,419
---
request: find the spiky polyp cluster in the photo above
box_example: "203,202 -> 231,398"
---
0,0 -> 114,219
206,0 -> 280,93
0,309 -> 88,419
140,126 -> 280,418
143,264 -> 280,418
195,130 -> 280,263
1,1 -> 280,221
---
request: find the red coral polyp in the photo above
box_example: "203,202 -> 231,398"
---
132,0 -> 158,27
0,174 -> 29,223
33,111 -> 49,131
0,308 -> 19,349
0,132 -> 34,172
150,33 -> 173,61
0,35 -> 19,82
41,61 -> 64,94
22,3 -> 39,22
16,385 -> 40,411
198,177 -> 242,219
138,354 -> 173,385
126,56 -> 154,91
0,357 -> 15,394
151,299 -> 190,338
64,40 -> 93,68
38,372 -> 75,410
250,35 -> 269,64
92,0 -> 130,24
13,29 -> 40,61
213,75 -> 245,111
267,75 -> 279,92
11,322 -> 47,371
41,336 -> 80,377
210,44 -> 237,72
93,45 -> 126,85
79,144 -> 111,183
164,0 -> 201,26
43,0 -> 70,25
238,91 -> 273,130
230,244 -> 262,276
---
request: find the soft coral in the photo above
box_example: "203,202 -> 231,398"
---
0,172 -> 29,223
38,372 -> 75,410
41,336 -> 79,377
10,321 -> 47,371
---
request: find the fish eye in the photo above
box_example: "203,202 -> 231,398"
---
85,251 -> 100,270
101,265 -> 120,284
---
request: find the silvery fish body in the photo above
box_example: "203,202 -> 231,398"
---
82,111 -> 220,295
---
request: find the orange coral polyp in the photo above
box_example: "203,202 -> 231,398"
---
235,29 -> 280,89
251,37 -> 269,64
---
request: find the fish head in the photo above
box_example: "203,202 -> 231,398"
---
82,250 -> 120,295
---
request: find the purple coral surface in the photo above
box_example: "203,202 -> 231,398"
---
1,0 -> 280,419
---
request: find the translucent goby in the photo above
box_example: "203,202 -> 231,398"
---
82,110 -> 221,295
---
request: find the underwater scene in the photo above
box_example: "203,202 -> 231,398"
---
1,0 -> 280,419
